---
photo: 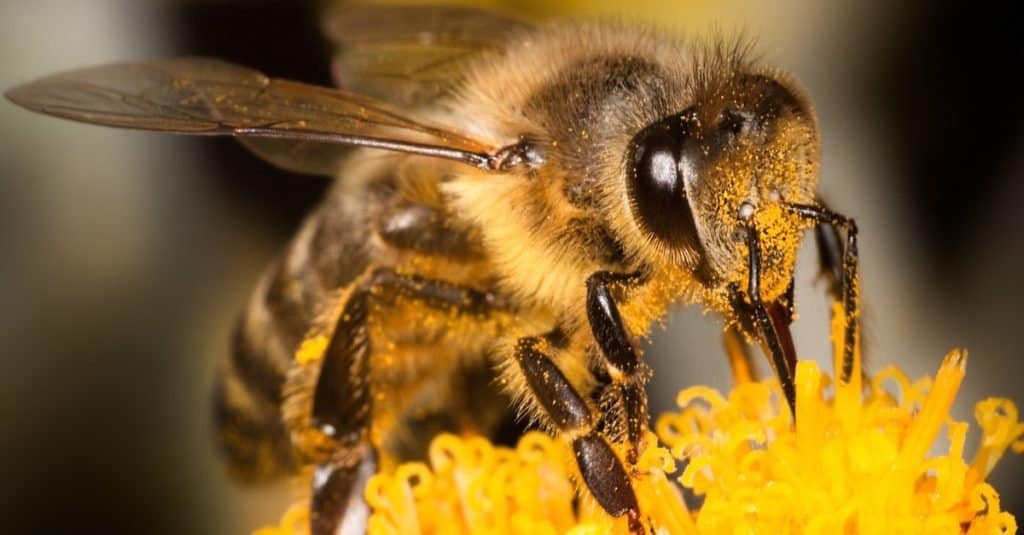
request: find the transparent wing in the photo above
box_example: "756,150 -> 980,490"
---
323,4 -> 532,106
5,58 -> 499,175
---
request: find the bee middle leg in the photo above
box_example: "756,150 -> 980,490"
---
298,267 -> 499,535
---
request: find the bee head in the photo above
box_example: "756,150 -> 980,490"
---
625,72 -> 819,299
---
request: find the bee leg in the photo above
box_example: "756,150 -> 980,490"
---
306,268 -> 499,534
785,203 -> 861,383
815,218 -> 844,300
311,448 -> 377,535
311,268 -> 497,439
742,227 -> 799,415
585,271 -> 649,465
722,275 -> 795,386
514,336 -> 643,533
304,272 -> 374,535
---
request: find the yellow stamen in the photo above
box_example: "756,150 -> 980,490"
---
256,323 -> 1020,534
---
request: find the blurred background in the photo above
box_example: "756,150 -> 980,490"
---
1,0 -> 1020,533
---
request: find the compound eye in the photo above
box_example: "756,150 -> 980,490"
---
627,111 -> 702,252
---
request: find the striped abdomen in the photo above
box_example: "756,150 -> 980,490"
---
213,195 -> 372,482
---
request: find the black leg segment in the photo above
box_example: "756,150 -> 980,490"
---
815,220 -> 844,299
740,227 -> 798,416
573,433 -> 640,517
313,270 -> 499,437
309,268 -> 501,533
785,203 -> 860,383
513,335 -> 640,525
585,272 -> 642,374
585,271 -> 651,465
620,382 -> 647,462
312,285 -> 372,440
310,449 -> 378,535
515,337 -> 593,431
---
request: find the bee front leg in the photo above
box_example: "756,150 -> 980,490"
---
738,222 -> 800,415
787,203 -> 861,383
585,271 -> 650,465
513,336 -> 643,532
814,217 -> 844,300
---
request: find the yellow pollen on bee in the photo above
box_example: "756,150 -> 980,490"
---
295,335 -> 328,364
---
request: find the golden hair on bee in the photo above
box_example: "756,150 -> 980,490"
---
445,22 -> 819,318
5,7 -> 860,533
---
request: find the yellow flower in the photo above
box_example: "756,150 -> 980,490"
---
257,310 -> 1022,534
659,350 -> 1022,534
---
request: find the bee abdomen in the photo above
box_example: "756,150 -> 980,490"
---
214,279 -> 308,481
215,207 -> 372,482
213,359 -> 298,481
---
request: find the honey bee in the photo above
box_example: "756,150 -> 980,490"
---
6,5 -> 860,534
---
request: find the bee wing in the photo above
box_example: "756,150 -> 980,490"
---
5,58 -> 501,175
322,4 -> 532,106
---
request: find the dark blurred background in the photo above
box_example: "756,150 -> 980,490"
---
1,1 -> 1020,533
